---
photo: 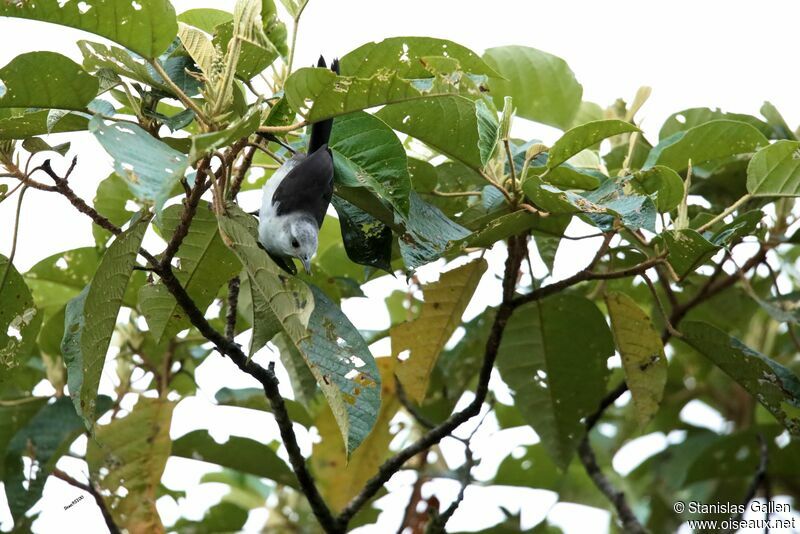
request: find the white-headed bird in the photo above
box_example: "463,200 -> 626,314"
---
258,57 -> 338,275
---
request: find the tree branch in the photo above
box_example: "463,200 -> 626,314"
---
51,468 -> 120,534
160,160 -> 210,269
226,276 -> 240,341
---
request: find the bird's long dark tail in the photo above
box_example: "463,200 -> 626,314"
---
307,55 -> 340,154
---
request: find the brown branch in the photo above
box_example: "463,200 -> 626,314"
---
226,276 -> 240,341
229,144 -> 258,199
160,160 -> 210,269
51,469 -> 120,534
577,436 -> 646,534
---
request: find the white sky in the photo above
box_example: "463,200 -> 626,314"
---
2,1 -> 800,533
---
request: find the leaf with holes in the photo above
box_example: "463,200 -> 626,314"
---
605,292 -> 667,426
394,259 -> 487,402
496,294 -> 613,469
0,52 -> 97,111
329,111 -> 411,216
90,116 -> 188,219
682,322 -> 800,436
0,256 -> 41,370
0,0 -> 178,58
61,212 -> 149,428
655,229 -> 719,279
87,397 -> 175,532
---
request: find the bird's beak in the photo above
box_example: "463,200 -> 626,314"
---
301,257 -> 312,275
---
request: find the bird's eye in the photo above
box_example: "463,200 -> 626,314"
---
291,239 -> 300,248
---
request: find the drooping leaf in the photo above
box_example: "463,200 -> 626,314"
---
682,321 -> 800,436
61,212 -> 149,427
760,101 -> 797,141
340,36 -> 498,78
377,95 -> 495,170
87,397 -> 175,533
140,203 -> 240,342
272,331 -> 319,408
218,206 -> 381,454
0,0 -> 178,58
0,52 -> 97,111
746,140 -> 800,197
237,272 -> 281,357
330,196 -> 392,272
20,137 -> 70,156
394,259 -> 487,402
605,292 -> 667,426
330,111 -> 411,216
395,192 -> 471,269
90,116 -> 189,219
0,256 -> 41,369
644,120 -> 769,173
496,294 -> 613,468
171,430 -> 297,488
547,120 -> 640,168
312,357 -> 400,511
214,387 -> 313,427
483,45 -> 583,130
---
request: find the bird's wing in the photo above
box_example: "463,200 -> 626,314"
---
272,146 -> 334,227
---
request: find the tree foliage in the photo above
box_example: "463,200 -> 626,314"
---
1,1 -> 800,532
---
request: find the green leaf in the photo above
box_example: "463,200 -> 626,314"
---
218,206 -> 381,454
396,192 -> 471,269
605,292 -> 667,426
172,502 -> 248,534
377,95 -> 493,170
284,66 -> 477,123
483,46 -> 582,130
140,202 -> 240,342
62,212 -> 149,427
746,140 -> 800,197
90,116 -> 189,218
330,111 -> 411,216
87,397 -> 175,532
0,52 -> 97,111
537,163 -> 601,191
21,137 -> 70,156
655,229 -> 719,279
497,294 -> 613,468
659,107 -> 774,141
92,174 -> 137,247
760,101 -> 797,141
330,196 -> 392,272
237,273 -> 281,357
24,247 -> 102,316
0,108 -> 88,140
340,36 -> 499,78
394,259 -> 487,402
682,321 -> 800,435
547,120 -> 640,168
177,8 -> 233,33
213,0 -> 285,80
3,396 -> 110,523
215,387 -> 313,427
645,120 -> 769,173
178,22 -> 217,77
0,398 -> 47,479
0,0 -> 179,58
273,332 -> 319,407
631,165 -> 684,212
172,430 -> 297,488
1,256 -> 41,369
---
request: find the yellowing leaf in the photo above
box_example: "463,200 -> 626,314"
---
394,259 -> 487,402
605,292 -> 667,426
312,357 -> 400,511
87,398 -> 175,534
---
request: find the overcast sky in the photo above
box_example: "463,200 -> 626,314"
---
1,1 -> 799,532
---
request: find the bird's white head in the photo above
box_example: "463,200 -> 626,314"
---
283,215 -> 318,274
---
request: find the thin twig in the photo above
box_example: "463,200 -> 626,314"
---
51,469 -> 120,534
160,161 -> 210,269
258,121 -> 307,135
697,193 -> 752,233
229,144 -> 258,199
226,276 -> 240,341
639,271 -> 681,338
0,184 -> 28,292
148,59 -> 210,128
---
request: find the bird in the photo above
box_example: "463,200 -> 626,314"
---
258,56 -> 338,275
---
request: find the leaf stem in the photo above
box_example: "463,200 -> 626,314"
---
148,59 -> 211,128
285,0 -> 310,77
0,184 -> 28,293
696,193 -> 752,233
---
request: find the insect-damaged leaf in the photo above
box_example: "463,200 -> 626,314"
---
605,292 -> 667,426
218,205 -> 381,454
682,321 -> 800,436
90,116 -> 189,220
0,52 -> 98,111
396,192 -> 471,270
0,0 -> 179,59
87,398 -> 175,533
394,259 -> 487,402
62,212 -> 149,428
331,196 -> 392,272
496,294 -> 613,469
0,256 -> 41,370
